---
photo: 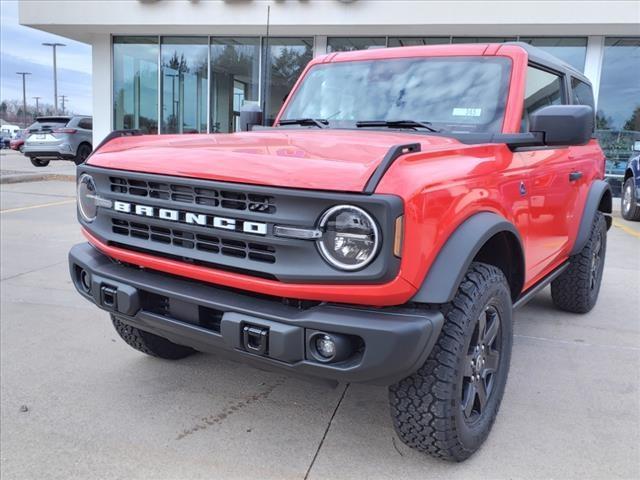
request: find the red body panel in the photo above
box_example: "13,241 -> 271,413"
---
85,44 -> 605,306
10,138 -> 24,150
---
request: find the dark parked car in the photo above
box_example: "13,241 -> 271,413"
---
622,151 -> 640,221
0,132 -> 10,149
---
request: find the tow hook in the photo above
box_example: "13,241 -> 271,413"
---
242,324 -> 269,355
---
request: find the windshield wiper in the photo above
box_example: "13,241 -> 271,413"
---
356,120 -> 440,133
278,118 -> 329,129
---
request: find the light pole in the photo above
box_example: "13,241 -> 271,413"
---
60,95 -> 68,114
42,42 -> 66,114
33,96 -> 41,117
16,72 -> 31,127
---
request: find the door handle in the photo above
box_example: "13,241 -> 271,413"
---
569,171 -> 583,182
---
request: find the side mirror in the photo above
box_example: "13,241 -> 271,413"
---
529,105 -> 594,146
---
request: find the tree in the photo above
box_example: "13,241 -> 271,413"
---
623,105 -> 640,132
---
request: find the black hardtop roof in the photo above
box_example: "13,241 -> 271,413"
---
503,41 -> 592,86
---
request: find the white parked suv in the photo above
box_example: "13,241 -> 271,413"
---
23,116 -> 93,167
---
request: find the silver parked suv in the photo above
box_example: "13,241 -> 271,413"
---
24,116 -> 93,167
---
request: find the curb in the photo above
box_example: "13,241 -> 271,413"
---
0,173 -> 76,185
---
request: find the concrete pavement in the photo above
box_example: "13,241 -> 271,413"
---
1,172 -> 638,479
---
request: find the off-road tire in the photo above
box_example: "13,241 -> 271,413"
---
621,177 -> 640,221
111,314 -> 196,360
74,143 -> 92,165
551,212 -> 607,313
389,262 -> 513,462
30,158 -> 50,167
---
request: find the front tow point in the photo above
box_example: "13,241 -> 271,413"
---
242,324 -> 269,355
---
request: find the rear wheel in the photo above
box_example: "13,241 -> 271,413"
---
74,143 -> 92,165
622,177 -> 640,221
111,315 -> 196,360
30,158 -> 50,167
551,212 -> 607,313
389,262 -> 513,461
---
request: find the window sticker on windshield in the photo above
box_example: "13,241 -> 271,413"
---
452,108 -> 482,117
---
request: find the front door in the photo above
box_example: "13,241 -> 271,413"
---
519,65 -> 582,283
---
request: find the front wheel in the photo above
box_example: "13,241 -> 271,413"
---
389,262 -> 513,461
622,178 -> 640,221
30,158 -> 50,167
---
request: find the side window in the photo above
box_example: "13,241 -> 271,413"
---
78,118 -> 93,130
570,77 -> 595,110
521,66 -> 564,131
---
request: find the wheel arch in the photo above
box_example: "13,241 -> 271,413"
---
623,168 -> 634,183
411,212 -> 525,304
570,180 -> 612,256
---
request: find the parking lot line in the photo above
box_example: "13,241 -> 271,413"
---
612,219 -> 640,239
0,199 -> 75,214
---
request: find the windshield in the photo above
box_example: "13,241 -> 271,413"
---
281,56 -> 512,133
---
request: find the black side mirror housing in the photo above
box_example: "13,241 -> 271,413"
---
529,105 -> 594,146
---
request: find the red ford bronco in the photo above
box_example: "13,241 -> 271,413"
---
69,43 -> 611,461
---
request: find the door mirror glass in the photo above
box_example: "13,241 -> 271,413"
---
529,105 -> 594,146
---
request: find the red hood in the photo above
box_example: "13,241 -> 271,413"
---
88,130 -> 463,192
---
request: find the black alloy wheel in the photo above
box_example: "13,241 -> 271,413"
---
461,305 -> 501,422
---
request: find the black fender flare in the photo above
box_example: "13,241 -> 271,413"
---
570,180 -> 612,255
411,212 -> 524,304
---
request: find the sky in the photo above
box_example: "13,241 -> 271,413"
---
0,0 -> 93,115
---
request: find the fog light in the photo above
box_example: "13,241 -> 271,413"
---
79,269 -> 91,293
315,335 -> 336,359
308,331 -> 356,363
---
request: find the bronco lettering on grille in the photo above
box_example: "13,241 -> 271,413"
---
112,200 -> 267,235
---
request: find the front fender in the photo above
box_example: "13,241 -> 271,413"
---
410,212 -> 524,304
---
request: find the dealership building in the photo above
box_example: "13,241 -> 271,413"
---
19,0 -> 640,187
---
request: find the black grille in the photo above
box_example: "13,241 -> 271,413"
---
109,176 -> 276,214
111,218 -> 276,264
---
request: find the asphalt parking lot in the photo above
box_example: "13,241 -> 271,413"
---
1,149 -> 639,479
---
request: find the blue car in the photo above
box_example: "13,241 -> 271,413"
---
622,152 -> 640,221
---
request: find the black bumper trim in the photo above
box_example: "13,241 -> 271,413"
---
69,242 -> 444,385
25,151 -> 75,160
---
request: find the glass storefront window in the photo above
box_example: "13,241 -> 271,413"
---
113,36 -> 159,133
452,37 -> 516,43
160,37 -> 208,134
327,37 -> 386,52
519,37 -> 587,71
263,37 -> 313,126
596,37 -> 640,191
387,37 -> 450,47
210,37 -> 260,133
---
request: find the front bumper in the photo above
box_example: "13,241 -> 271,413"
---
69,243 -> 444,385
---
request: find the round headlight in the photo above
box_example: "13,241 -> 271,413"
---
317,205 -> 380,271
77,174 -> 98,222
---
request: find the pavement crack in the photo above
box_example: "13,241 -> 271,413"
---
391,436 -> 404,457
0,260 -> 67,283
304,383 -> 349,480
